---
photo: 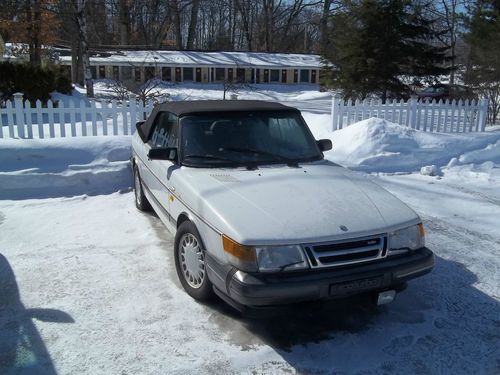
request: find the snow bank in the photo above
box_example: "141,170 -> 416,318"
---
303,116 -> 500,174
458,139 -> 500,164
0,136 -> 132,200
80,81 -> 328,102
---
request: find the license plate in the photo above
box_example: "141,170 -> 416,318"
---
330,277 -> 382,295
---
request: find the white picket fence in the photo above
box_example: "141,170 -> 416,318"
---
331,97 -> 489,133
0,93 -> 491,139
0,93 -> 159,139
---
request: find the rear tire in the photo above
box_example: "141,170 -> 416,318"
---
133,164 -> 151,211
174,221 -> 214,301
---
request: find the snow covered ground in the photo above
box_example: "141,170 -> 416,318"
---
1,92 -> 499,374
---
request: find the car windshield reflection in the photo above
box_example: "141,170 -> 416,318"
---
180,111 -> 322,167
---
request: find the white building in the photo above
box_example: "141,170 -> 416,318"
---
59,50 -> 321,85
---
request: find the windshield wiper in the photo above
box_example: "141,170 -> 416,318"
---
183,154 -> 256,169
222,147 -> 299,167
184,154 -> 234,162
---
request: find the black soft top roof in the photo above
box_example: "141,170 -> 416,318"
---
153,100 -> 297,116
139,100 -> 299,142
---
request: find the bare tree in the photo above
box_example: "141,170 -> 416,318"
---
186,0 -> 200,49
118,0 -> 130,45
75,0 -> 94,97
106,78 -> 168,105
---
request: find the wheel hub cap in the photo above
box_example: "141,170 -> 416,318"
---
179,233 -> 205,288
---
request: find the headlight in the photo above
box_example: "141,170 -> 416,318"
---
255,245 -> 309,272
222,235 -> 309,272
388,223 -> 425,254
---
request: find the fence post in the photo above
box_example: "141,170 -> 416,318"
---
331,95 -> 340,131
129,94 -> 137,134
13,92 -> 26,138
478,98 -> 489,131
408,96 -> 418,129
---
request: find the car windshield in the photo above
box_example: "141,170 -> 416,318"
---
180,110 -> 322,167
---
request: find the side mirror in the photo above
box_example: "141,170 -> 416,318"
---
317,139 -> 332,152
148,147 -> 178,162
136,121 -> 147,142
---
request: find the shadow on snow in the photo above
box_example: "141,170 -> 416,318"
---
0,254 -> 74,375
204,255 -> 499,374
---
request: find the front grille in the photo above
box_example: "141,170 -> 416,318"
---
304,235 -> 387,268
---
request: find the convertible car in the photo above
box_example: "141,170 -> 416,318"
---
131,100 -> 434,313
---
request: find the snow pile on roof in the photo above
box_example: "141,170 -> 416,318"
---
306,117 -> 500,174
0,136 -> 131,200
59,50 -> 321,68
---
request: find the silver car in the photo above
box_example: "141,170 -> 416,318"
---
131,100 -> 434,313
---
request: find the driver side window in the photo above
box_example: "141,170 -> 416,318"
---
150,112 -> 179,148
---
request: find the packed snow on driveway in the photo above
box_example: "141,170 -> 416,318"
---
1,105 -> 499,374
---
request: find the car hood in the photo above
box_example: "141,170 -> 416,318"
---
173,161 -> 420,245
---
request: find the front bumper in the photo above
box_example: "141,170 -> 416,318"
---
207,247 -> 434,311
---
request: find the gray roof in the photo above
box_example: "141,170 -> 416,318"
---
139,100 -> 299,142
155,100 -> 297,116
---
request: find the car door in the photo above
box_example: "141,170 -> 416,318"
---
146,111 -> 179,216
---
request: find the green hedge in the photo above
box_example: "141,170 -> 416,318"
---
0,62 -> 72,104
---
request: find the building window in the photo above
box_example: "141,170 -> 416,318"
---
112,66 -> 119,80
122,66 -> 132,81
270,69 -> 280,82
236,68 -> 245,83
162,67 -> 171,81
98,66 -> 106,79
134,67 -> 141,82
215,68 -> 225,81
183,67 -> 194,81
145,66 -> 155,81
300,69 -> 309,83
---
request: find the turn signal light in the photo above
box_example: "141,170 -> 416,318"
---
418,223 -> 425,237
222,235 -> 256,262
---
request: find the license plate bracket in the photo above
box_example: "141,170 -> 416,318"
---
329,276 -> 383,296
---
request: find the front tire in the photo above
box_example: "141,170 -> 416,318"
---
174,221 -> 213,300
133,164 -> 151,211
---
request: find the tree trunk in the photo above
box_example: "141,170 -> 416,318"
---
77,40 -> 84,86
449,2 -> 456,85
186,0 -> 200,50
76,0 -> 94,97
320,0 -> 332,54
171,0 -> 183,49
25,0 -> 41,65
263,0 -> 273,52
32,0 -> 42,64
71,37 -> 79,83
118,0 -> 130,46
235,0 -> 253,50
